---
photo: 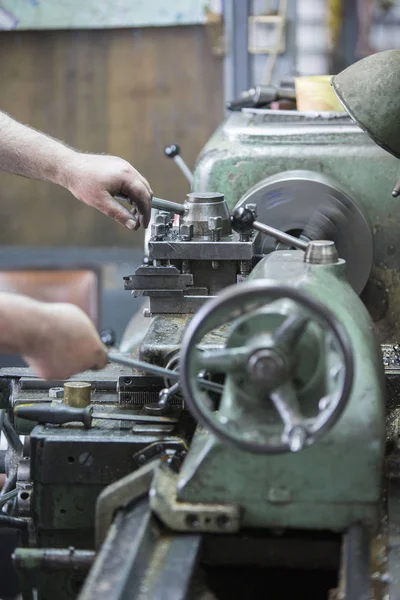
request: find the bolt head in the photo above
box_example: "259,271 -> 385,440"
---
247,349 -> 286,388
179,223 -> 194,240
155,211 -> 171,225
49,387 -> 64,399
151,222 -> 166,240
208,216 -> 222,231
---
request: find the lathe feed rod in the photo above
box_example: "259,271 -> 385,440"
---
108,353 -> 223,395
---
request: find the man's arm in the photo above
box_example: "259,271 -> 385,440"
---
0,110 -> 152,230
0,293 -> 107,379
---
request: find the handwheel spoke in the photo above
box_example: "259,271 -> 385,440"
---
196,347 -> 249,374
273,314 -> 309,347
270,382 -> 308,452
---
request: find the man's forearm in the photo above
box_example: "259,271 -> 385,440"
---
0,110 -> 75,187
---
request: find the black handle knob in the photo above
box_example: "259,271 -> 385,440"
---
164,144 -> 180,158
14,403 -> 93,428
230,207 -> 256,233
100,329 -> 116,348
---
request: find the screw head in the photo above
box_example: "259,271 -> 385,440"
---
179,223 -> 194,241
155,211 -> 171,225
151,222 -> 166,240
208,216 -> 222,231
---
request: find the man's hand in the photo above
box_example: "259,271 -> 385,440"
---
64,153 -> 153,231
23,303 -> 108,380
0,293 -> 108,380
0,110 -> 153,230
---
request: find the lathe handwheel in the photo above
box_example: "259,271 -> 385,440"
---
179,280 -> 354,454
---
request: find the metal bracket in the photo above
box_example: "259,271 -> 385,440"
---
150,463 -> 241,533
95,459 -> 160,549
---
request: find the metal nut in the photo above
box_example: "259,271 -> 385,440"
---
151,223 -> 166,240
49,387 -> 64,399
179,223 -> 194,241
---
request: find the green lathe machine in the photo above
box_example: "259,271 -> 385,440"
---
3,50 -> 400,600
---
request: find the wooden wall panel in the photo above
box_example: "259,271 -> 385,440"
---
0,27 -> 224,248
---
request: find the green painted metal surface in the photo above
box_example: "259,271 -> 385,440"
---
177,251 -> 386,532
332,50 -> 400,160
192,110 -> 400,342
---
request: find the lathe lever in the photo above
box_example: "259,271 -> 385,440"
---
115,194 -> 186,216
164,143 -> 194,185
231,207 -> 308,251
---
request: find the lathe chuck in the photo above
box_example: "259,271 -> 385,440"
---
235,170 -> 373,294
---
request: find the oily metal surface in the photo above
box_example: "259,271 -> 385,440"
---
234,170 -> 373,294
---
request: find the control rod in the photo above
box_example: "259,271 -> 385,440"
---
115,194 -> 186,216
231,207 -> 308,251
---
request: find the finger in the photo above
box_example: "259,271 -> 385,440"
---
121,180 -> 151,228
137,173 -> 153,196
129,206 -> 140,230
89,345 -> 108,371
99,195 -> 139,230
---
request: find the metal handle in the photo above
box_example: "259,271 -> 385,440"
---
164,143 -> 193,185
115,194 -> 186,216
231,207 -> 308,251
253,220 -> 308,251
151,197 -> 186,216
14,403 -> 93,427
227,84 -> 296,111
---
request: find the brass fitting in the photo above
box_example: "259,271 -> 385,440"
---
64,382 -> 91,408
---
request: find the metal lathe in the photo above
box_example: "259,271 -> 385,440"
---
3,63 -> 400,599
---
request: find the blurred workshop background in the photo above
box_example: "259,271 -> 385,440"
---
0,0 -> 398,351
